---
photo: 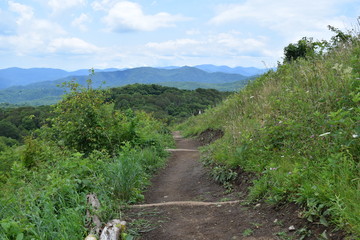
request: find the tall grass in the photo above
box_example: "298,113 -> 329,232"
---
0,111 -> 173,239
105,145 -> 168,203
178,32 -> 360,237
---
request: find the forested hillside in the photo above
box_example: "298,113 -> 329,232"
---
0,84 -> 228,150
179,28 -> 360,237
0,106 -> 52,147
0,66 -> 248,105
110,84 -> 231,123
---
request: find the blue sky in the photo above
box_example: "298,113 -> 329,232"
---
0,0 -> 359,70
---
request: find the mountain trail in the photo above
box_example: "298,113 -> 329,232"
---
123,131 -> 343,240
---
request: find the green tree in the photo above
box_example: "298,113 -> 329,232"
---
283,37 -> 318,62
51,77 -> 112,154
0,120 -> 21,140
50,75 -> 142,155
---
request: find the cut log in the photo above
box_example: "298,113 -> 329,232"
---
86,193 -> 102,236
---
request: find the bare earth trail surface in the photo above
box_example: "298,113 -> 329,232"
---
124,132 -> 344,240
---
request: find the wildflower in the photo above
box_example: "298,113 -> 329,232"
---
310,135 -> 315,138
278,121 -> 283,124
269,167 -> 278,171
353,134 -> 359,138
250,96 -> 255,99
319,132 -> 331,137
344,67 -> 352,74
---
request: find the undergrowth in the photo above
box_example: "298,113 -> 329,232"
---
178,27 -> 360,237
0,80 -> 174,239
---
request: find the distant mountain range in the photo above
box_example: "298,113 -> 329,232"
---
194,64 -> 271,76
0,67 -> 122,89
0,65 -> 270,89
0,65 -> 270,105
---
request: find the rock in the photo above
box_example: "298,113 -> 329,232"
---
85,234 -> 98,240
288,225 -> 296,231
100,219 -> 126,240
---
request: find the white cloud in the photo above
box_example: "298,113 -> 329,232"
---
101,1 -> 188,32
47,37 -> 101,54
186,29 -> 201,35
146,32 -> 271,59
146,39 -> 202,50
72,13 -> 91,31
1,1 -> 100,57
209,0 -> 354,41
8,1 -> 34,25
209,32 -> 266,53
48,0 -> 86,13
91,0 -> 114,11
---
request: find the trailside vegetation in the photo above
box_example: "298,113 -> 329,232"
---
0,78 -> 174,239
178,26 -> 360,237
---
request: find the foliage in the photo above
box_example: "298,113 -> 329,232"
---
283,37 -> 324,62
0,120 -> 21,140
110,84 -> 231,124
0,136 -> 18,151
179,27 -> 360,237
0,75 -> 174,239
157,78 -> 252,91
51,79 -> 117,154
0,105 -> 52,144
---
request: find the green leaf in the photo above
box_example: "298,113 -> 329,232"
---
319,216 -> 329,227
1,222 -> 11,232
16,233 -> 24,240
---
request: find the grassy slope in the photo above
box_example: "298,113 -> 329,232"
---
179,39 -> 360,236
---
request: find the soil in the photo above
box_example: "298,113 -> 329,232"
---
123,131 -> 346,240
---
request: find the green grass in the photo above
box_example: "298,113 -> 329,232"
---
178,32 -> 360,237
0,112 -> 173,239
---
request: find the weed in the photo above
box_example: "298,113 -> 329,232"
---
210,165 -> 237,185
296,227 -> 312,240
242,228 -> 254,236
275,231 -> 293,240
251,222 -> 263,229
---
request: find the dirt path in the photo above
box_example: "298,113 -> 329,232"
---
124,132 -> 344,240
142,131 -> 229,204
